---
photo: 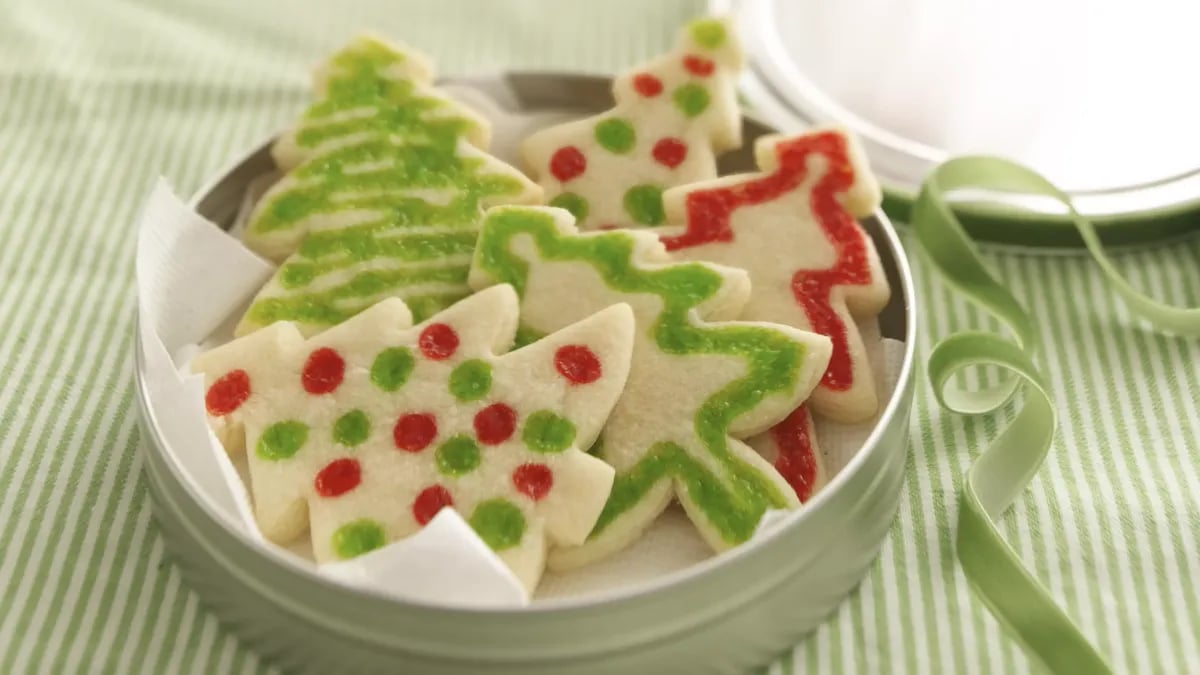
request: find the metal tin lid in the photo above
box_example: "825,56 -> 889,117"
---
718,0 -> 1200,246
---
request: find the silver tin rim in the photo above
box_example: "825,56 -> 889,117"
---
136,72 -> 917,653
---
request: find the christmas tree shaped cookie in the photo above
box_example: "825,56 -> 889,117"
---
236,35 -> 541,337
470,206 -> 832,567
657,129 -> 890,499
192,286 -> 635,592
521,17 -> 743,231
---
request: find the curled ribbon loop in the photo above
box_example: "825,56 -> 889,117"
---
911,155 -> 1200,675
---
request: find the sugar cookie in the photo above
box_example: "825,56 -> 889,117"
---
192,285 -> 634,592
521,17 -> 742,230
470,206 -> 831,567
237,35 -> 540,337
655,129 -> 888,501
658,128 -> 889,424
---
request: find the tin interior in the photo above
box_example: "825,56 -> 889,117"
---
177,72 -> 917,610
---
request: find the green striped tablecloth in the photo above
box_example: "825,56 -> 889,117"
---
2,0 -> 1197,672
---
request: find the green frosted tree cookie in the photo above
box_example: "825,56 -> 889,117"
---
469,205 -> 833,567
237,35 -> 541,337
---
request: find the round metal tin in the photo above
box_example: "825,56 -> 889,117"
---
136,72 -> 918,675
719,0 -> 1200,247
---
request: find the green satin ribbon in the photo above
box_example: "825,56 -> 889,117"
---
912,157 -> 1200,675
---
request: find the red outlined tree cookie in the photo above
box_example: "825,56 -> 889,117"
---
657,128 -> 890,499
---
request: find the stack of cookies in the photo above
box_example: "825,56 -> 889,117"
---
192,17 -> 892,595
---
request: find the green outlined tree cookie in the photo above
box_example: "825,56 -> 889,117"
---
237,35 -> 541,337
655,129 -> 891,502
192,286 -> 635,592
521,17 -> 743,231
469,205 -> 832,567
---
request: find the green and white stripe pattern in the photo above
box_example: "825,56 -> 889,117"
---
0,0 -> 1197,672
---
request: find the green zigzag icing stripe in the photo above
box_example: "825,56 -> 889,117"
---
242,38 -> 529,328
476,209 -> 804,543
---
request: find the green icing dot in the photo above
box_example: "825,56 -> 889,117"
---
522,410 -> 576,454
256,421 -> 309,461
448,359 -> 492,401
690,19 -> 727,49
435,435 -> 481,476
469,499 -> 526,551
672,84 -> 711,118
370,346 -> 415,391
332,519 -> 387,559
623,184 -> 666,226
549,192 -> 589,223
333,409 -> 370,446
594,118 -> 636,154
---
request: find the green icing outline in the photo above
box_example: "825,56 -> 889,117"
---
475,209 -> 807,544
242,39 -> 529,329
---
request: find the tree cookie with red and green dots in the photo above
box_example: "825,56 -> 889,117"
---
236,35 -> 541,337
655,129 -> 890,500
191,285 -> 635,592
470,205 -> 832,568
520,16 -> 743,231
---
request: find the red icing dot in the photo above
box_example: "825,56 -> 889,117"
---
474,403 -> 517,445
205,369 -> 250,416
302,347 -> 345,394
412,485 -> 454,525
633,73 -> 663,97
555,345 -> 602,384
314,458 -> 361,498
394,413 -> 437,452
512,463 -> 554,501
652,138 -> 688,168
683,55 -> 715,77
550,146 -> 587,182
419,323 -> 459,360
